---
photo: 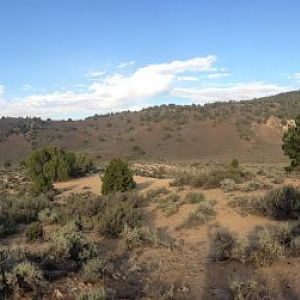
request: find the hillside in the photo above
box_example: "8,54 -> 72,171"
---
1,90 -> 300,164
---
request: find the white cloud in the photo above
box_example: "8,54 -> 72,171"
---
0,56 -> 290,118
0,85 -> 6,110
117,60 -> 136,68
171,82 -> 288,103
177,76 -> 198,81
85,70 -> 106,78
289,73 -> 300,81
0,56 -> 216,118
207,72 -> 230,79
0,85 -> 4,98
21,83 -> 33,91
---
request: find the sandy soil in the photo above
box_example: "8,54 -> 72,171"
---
53,174 -> 300,299
54,174 -> 171,197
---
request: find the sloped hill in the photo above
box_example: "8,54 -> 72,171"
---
1,90 -> 300,164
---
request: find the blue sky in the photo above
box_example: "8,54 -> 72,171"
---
0,0 -> 299,119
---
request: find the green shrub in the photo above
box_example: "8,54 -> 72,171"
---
230,158 -> 239,169
254,186 -> 300,219
25,222 -> 44,241
98,192 -> 141,238
101,159 -> 136,195
50,223 -> 96,262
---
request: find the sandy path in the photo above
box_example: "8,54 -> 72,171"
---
54,174 -> 171,197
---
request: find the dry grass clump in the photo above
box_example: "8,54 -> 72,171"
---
229,186 -> 300,221
120,224 -> 179,250
171,167 -> 251,189
76,287 -> 106,300
179,200 -> 216,229
156,193 -> 184,216
25,222 -> 44,242
0,257 -> 44,299
97,192 -> 142,237
272,173 -> 284,184
212,223 -> 300,267
228,278 -> 276,300
254,185 -> 300,220
228,196 -> 252,213
50,222 -> 96,262
184,192 -> 205,204
133,165 -> 169,179
213,227 -> 241,261
9,261 -> 43,296
220,178 -> 238,192
245,227 -> 285,266
38,208 -> 60,225
146,188 -> 170,201
143,281 -> 190,300
61,191 -> 143,237
0,194 -> 50,238
82,257 -> 109,283
241,180 -> 271,192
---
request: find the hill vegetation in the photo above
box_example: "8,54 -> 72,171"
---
1,90 -> 300,164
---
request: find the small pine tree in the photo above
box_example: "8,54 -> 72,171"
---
230,158 -> 239,169
282,115 -> 300,171
101,159 -> 136,195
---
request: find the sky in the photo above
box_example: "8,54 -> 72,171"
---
0,0 -> 299,119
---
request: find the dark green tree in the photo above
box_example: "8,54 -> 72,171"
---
282,115 -> 300,171
230,158 -> 239,169
26,146 -> 93,194
101,158 -> 136,195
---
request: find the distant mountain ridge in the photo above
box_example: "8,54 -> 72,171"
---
1,90 -> 300,164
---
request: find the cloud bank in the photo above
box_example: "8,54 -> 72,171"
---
0,56 -> 289,119
171,82 -> 287,103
